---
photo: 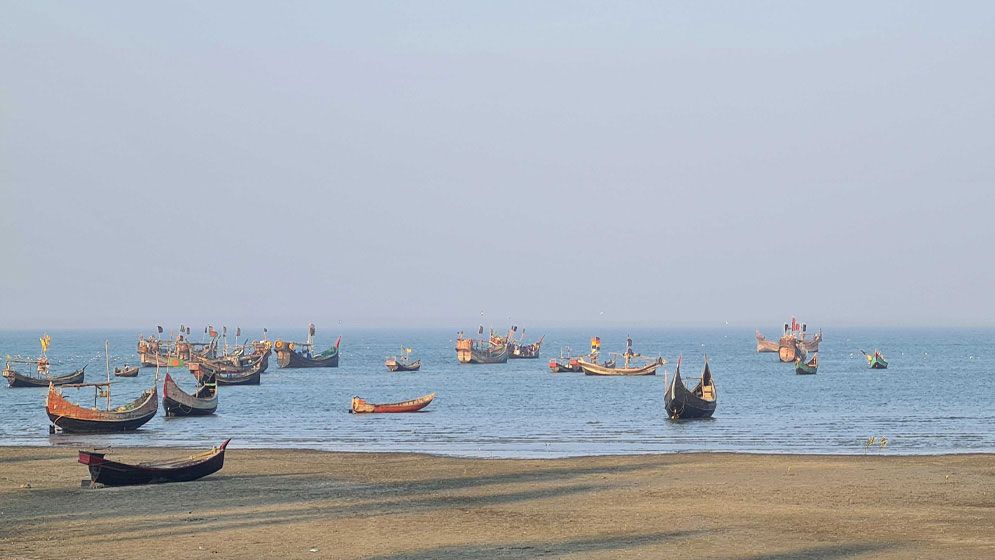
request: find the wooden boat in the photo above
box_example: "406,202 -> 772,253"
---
578,357 -> 661,376
274,324 -> 340,368
3,364 -> 85,388
78,439 -> 230,486
548,346 -> 584,373
163,371 -> 218,416
755,331 -> 779,353
455,330 -> 509,364
47,382 -> 157,433
385,349 -> 421,372
508,328 -> 544,359
664,356 -> 717,419
138,331 -> 219,368
798,330 -> 823,353
778,334 -> 799,363
795,353 -> 818,375
189,360 -> 262,386
350,392 -> 435,413
863,350 -> 888,369
114,365 -> 139,378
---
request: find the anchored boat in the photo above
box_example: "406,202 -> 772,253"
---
163,371 -> 218,416
664,356 -> 717,419
350,392 -> 435,413
274,323 -> 341,368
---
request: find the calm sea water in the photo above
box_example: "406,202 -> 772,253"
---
0,328 -> 991,457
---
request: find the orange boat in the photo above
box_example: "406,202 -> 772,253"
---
350,392 -> 435,413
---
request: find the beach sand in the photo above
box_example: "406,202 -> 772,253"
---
0,447 -> 992,559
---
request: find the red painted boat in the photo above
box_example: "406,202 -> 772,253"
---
350,392 -> 435,413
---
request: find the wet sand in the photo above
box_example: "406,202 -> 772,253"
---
0,447 -> 992,559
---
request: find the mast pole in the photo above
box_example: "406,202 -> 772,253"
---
104,340 -> 111,410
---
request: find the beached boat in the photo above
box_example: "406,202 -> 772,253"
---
455,330 -> 509,364
864,350 -> 888,369
350,392 -> 435,413
163,371 -> 218,416
114,365 -> 139,378
3,363 -> 85,388
78,439 -> 230,486
385,348 -> 421,372
755,331 -> 779,353
795,353 -> 818,375
664,356 -> 717,419
274,324 -> 341,368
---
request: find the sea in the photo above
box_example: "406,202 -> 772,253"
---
1,327 -> 991,458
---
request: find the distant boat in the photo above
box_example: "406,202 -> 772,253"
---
350,392 -> 436,413
664,356 -> 717,419
114,365 -> 139,378
455,329 -> 509,364
3,362 -> 85,388
274,324 -> 341,368
505,327 -> 543,359
578,337 -> 663,376
548,346 -> 583,373
755,331 -> 778,353
778,334 -> 800,363
78,439 -> 230,486
795,353 -> 818,375
385,348 -> 421,372
137,328 -> 218,368
863,350 -> 888,370
163,371 -> 218,416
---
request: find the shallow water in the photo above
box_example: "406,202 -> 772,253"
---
0,327 -> 992,457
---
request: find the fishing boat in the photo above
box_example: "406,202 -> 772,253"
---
189,359 -> 262,386
455,328 -> 509,364
755,331 -> 778,353
350,392 -> 435,413
795,353 -> 818,375
274,324 -> 341,368
548,346 -> 583,373
778,335 -> 800,363
113,365 -> 139,378
505,327 -> 543,359
138,327 -> 219,368
798,330 -> 823,353
863,350 -> 888,369
3,362 -> 85,388
163,371 -> 218,416
664,356 -> 717,419
78,439 -> 230,486
578,336 -> 663,376
385,348 -> 421,372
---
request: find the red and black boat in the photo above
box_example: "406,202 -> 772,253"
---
78,439 -> 231,486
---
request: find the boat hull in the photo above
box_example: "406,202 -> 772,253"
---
276,348 -> 339,368
386,359 -> 421,372
47,384 -> 158,433
114,367 -> 140,378
4,367 -> 85,388
163,373 -> 217,416
664,361 -> 717,420
778,336 -> 799,363
351,393 -> 435,413
79,440 -> 229,486
578,359 -> 658,376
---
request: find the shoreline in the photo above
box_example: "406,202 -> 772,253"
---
2,447 -> 992,559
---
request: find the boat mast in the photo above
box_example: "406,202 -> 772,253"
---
104,340 -> 111,410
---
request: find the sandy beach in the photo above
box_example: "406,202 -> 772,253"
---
0,447 -> 992,559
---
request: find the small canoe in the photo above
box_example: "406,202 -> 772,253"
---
79,439 -> 230,486
664,356 -> 717,419
114,366 -> 139,378
3,366 -> 85,388
163,372 -> 218,416
351,392 -> 435,413
385,357 -> 421,372
578,358 -> 661,376
795,353 -> 818,375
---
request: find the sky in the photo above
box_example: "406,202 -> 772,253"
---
1,2 -> 993,329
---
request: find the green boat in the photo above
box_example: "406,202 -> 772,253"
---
794,353 -> 818,375
864,350 -> 888,370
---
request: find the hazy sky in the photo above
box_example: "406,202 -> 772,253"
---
2,2 -> 993,329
